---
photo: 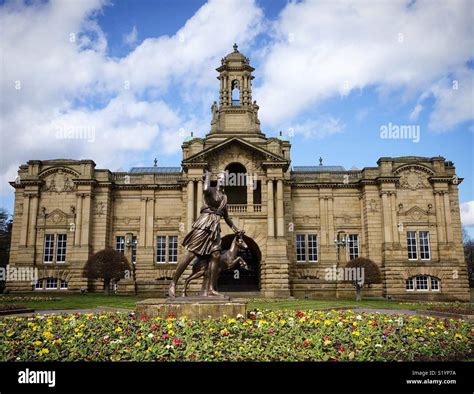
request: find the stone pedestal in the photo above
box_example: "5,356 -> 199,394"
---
136,297 -> 247,320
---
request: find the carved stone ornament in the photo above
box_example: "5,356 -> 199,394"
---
42,170 -> 76,194
399,168 -> 429,191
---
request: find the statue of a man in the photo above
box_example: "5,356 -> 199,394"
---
211,101 -> 218,122
168,170 -> 243,297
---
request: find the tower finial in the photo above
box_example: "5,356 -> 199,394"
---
233,43 -> 238,52
154,158 -> 158,167
319,157 -> 323,166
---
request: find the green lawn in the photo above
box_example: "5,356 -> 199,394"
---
2,293 -> 471,312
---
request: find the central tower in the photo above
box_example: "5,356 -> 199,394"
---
207,44 -> 265,144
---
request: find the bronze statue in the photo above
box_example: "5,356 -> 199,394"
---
168,170 -> 244,297
182,234 -> 249,297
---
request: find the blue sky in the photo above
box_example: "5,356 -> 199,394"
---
0,0 -> 473,234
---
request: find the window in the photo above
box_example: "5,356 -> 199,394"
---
430,277 -> 439,291
115,236 -> 125,255
60,280 -> 68,290
44,234 -> 55,263
156,236 -> 167,263
35,279 -> 44,290
296,234 -> 306,262
308,235 -> 318,262
131,236 -> 137,263
406,231 -> 431,261
419,231 -> 430,260
348,234 -> 359,260
406,231 -> 417,260
56,234 -> 67,263
406,275 -> 440,292
46,278 -> 58,289
296,234 -> 318,263
168,236 -> 178,263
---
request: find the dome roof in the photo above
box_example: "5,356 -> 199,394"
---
224,43 -> 247,61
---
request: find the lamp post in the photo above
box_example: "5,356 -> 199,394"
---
334,231 -> 347,262
125,233 -> 138,295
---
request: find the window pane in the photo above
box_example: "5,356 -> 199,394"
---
416,275 -> 428,290
296,234 -> 306,262
46,278 -> 58,289
307,234 -> 318,262
115,236 -> 125,255
56,234 -> 67,262
156,236 -> 166,263
44,234 -> 55,262
405,278 -> 414,290
430,277 -> 439,291
348,234 -> 359,260
35,279 -> 43,290
168,236 -> 178,263
60,280 -> 68,289
419,231 -> 430,260
406,231 -> 417,260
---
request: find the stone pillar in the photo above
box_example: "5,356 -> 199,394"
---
319,197 -> 327,246
247,177 -> 254,213
187,180 -> 194,232
276,179 -> 284,236
390,192 -> 399,244
267,179 -> 274,237
81,193 -> 92,247
139,198 -> 147,248
74,194 -> 83,246
434,191 -> 445,245
27,193 -> 39,247
196,180 -> 203,218
443,192 -> 453,243
327,197 -> 335,247
146,198 -> 155,248
381,191 -> 392,243
19,194 -> 30,246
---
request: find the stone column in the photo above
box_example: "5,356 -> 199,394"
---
443,192 -> 453,243
19,194 -> 30,246
196,180 -> 203,218
247,176 -> 254,213
27,193 -> 39,247
390,192 -> 399,243
146,197 -> 155,248
319,197 -> 327,246
139,198 -> 147,248
267,179 -> 274,237
187,180 -> 194,232
381,191 -> 392,243
434,191 -> 445,245
74,194 -> 83,246
327,197 -> 335,247
81,193 -> 92,247
276,179 -> 284,236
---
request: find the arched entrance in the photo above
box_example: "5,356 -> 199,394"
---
217,234 -> 260,292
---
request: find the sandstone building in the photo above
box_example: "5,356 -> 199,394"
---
7,46 -> 469,300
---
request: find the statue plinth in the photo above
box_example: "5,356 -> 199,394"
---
136,297 -> 247,320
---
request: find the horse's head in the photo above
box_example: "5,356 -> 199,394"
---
236,234 -> 248,250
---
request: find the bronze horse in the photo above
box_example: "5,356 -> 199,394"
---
182,235 -> 250,296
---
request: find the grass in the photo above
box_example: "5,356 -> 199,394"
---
1,293 -> 471,312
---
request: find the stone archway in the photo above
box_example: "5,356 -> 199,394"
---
217,234 -> 261,292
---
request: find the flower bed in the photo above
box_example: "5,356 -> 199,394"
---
0,296 -> 61,303
1,309 -> 472,361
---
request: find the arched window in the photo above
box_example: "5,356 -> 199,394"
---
231,80 -> 240,106
405,275 -> 440,292
35,277 -> 68,290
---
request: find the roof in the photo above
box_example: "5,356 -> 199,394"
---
293,166 -> 345,172
129,167 -> 181,174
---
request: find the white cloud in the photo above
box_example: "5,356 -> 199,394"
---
461,201 -> 474,227
409,104 -> 423,121
255,0 -> 474,128
286,116 -> 345,140
123,25 -> 138,46
0,0 -> 264,195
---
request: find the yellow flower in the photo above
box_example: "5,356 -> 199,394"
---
352,331 -> 360,336
43,330 -> 54,340
168,330 -> 175,336
52,338 -> 62,345
167,323 -> 173,330
6,331 -> 14,337
227,318 -> 237,324
38,348 -> 49,356
352,322 -> 358,327
279,319 -> 286,326
324,340 -> 332,346
430,332 -> 436,336
114,327 -> 123,333
99,315 -> 107,319
454,333 -> 463,340
324,320 -> 332,326
358,340 -> 366,347
33,340 -> 43,346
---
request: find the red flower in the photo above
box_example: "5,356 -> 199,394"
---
151,324 -> 158,331
296,310 -> 305,318
167,313 -> 177,318
267,329 -> 275,334
172,338 -> 182,346
140,315 -> 148,322
303,339 -> 310,348
161,334 -> 170,340
324,336 -> 331,341
371,321 -> 378,327
338,346 -> 346,352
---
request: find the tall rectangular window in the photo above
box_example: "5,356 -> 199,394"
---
348,234 -> 359,260
416,276 -> 428,291
406,231 -> 418,260
168,236 -> 178,263
419,231 -> 431,260
131,236 -> 137,263
115,236 -> 125,255
405,278 -> 414,291
156,236 -> 166,263
296,234 -> 306,262
56,234 -> 67,263
44,234 -> 55,263
307,234 -> 318,262
46,278 -> 58,289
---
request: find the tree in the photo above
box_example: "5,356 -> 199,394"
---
345,257 -> 382,301
0,208 -> 13,293
83,248 -> 130,294
462,227 -> 474,287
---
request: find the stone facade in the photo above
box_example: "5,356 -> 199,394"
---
6,46 -> 469,301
